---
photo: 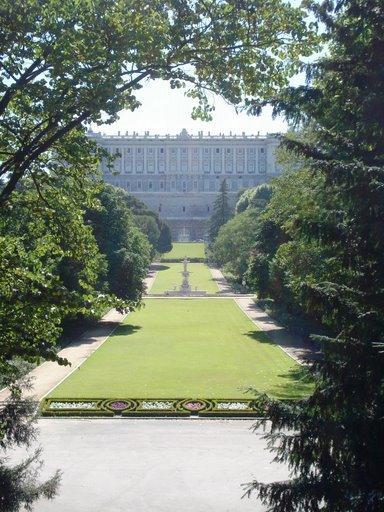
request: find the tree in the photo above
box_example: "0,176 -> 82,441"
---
157,222 -> 173,254
235,183 -> 273,214
0,0 -> 319,206
0,378 -> 60,511
86,184 -> 152,304
246,1 -> 384,510
208,179 -> 232,241
119,189 -> 171,255
212,207 -> 271,281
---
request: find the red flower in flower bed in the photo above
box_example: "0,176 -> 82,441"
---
183,401 -> 206,411
109,401 -> 129,411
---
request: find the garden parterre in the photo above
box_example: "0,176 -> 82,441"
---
43,299 -> 312,416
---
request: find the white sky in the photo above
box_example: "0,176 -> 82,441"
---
94,79 -> 288,137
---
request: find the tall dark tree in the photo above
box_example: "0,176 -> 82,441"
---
157,222 -> 173,254
246,1 -> 384,510
209,179 -> 232,242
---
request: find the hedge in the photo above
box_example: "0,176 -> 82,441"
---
160,257 -> 205,263
40,397 -> 267,418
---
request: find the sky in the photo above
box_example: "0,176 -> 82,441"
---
94,79 -> 288,137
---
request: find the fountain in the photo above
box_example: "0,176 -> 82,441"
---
165,257 -> 207,296
180,258 -> 191,294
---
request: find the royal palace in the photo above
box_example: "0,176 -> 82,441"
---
90,128 -> 281,240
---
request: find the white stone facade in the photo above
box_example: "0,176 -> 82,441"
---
89,129 -> 281,240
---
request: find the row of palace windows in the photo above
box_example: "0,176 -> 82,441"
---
108,146 -> 265,156
110,176 -> 252,192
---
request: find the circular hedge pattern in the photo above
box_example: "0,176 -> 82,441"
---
179,399 -> 210,412
105,399 -> 136,412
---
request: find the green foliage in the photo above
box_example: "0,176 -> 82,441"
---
212,209 -> 261,280
246,1 -> 384,510
0,378 -> 60,511
123,192 -> 172,255
211,182 -> 273,281
208,179 -> 232,242
86,184 -> 152,305
0,0 -> 319,205
156,223 -> 173,254
235,183 -> 273,214
0,174 -> 115,383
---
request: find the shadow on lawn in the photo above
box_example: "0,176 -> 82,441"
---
151,264 -> 170,271
244,329 -> 275,345
269,366 -> 314,400
114,324 -> 142,337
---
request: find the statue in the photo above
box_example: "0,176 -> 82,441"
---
180,257 -> 191,294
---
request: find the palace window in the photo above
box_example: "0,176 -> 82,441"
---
148,181 -> 153,190
182,206 -> 186,212
160,181 -> 164,189
216,148 -> 220,153
159,204 -> 162,212
137,180 -> 142,189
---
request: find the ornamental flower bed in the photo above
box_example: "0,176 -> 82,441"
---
48,401 -> 98,410
140,401 -> 174,410
182,400 -> 206,412
108,401 -> 129,411
216,402 -> 249,410
41,398 -> 265,417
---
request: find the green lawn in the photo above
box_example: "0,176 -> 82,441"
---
149,263 -> 218,294
162,242 -> 205,260
49,299 -> 311,400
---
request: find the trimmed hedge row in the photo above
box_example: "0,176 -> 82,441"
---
160,257 -> 205,263
40,397 -> 266,418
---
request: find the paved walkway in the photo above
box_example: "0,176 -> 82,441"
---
209,266 -> 234,293
209,267 -> 315,363
9,418 -> 288,512
0,309 -> 126,402
234,298 -> 316,363
0,267 -> 160,402
143,263 -> 159,294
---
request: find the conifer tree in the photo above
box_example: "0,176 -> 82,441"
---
157,223 -> 173,255
209,179 -> 232,242
247,1 -> 384,510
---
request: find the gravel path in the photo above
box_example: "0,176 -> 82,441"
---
8,418 -> 287,512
